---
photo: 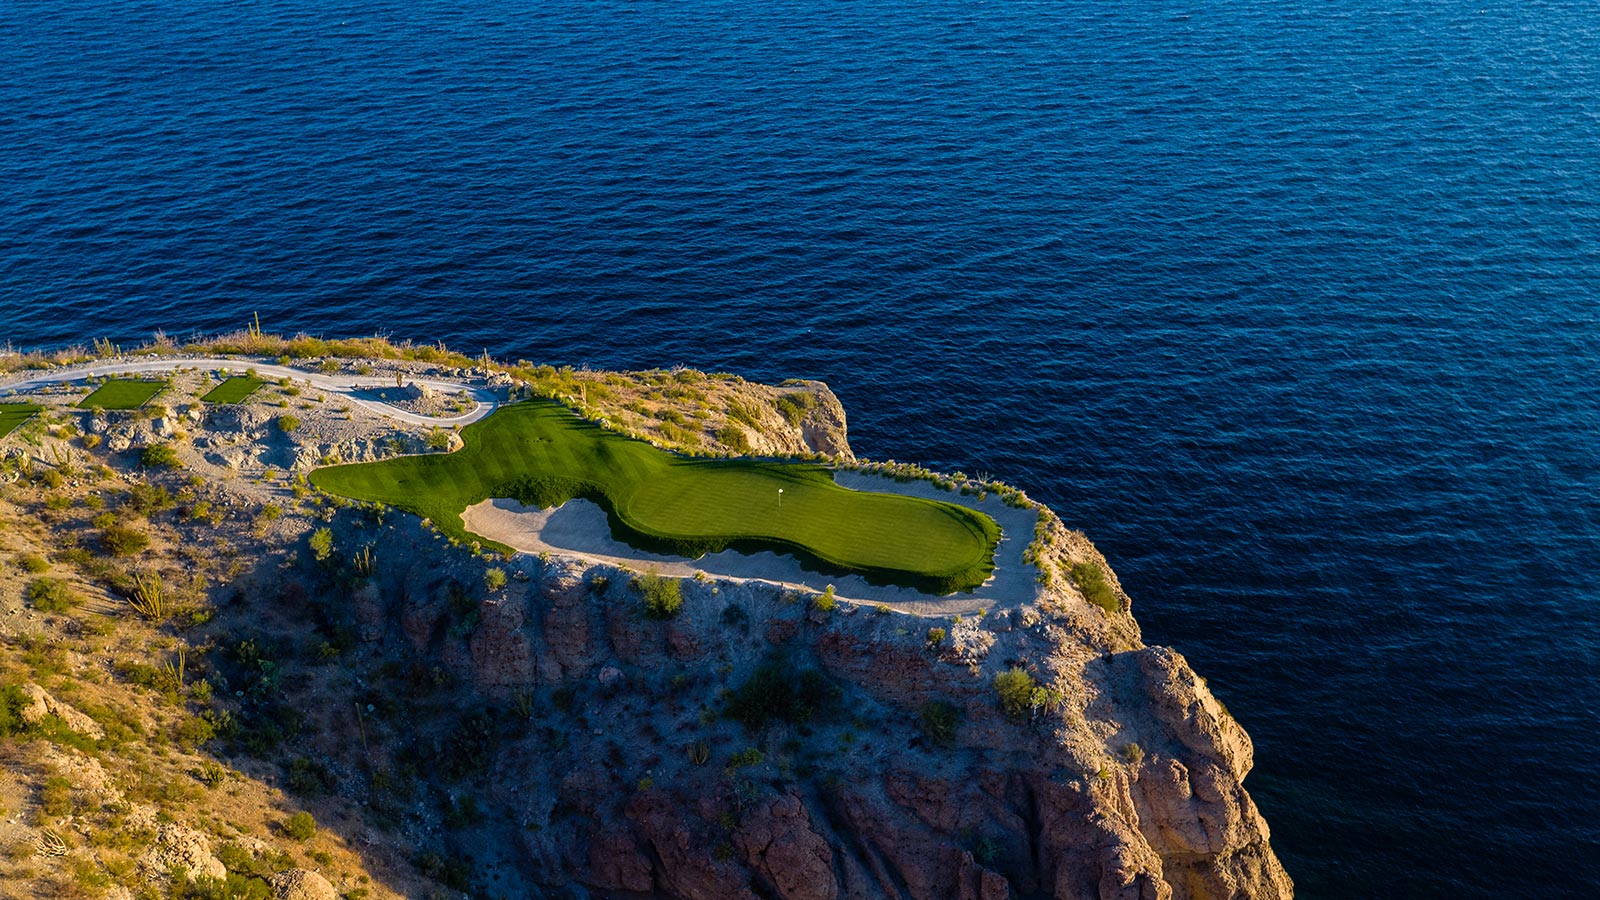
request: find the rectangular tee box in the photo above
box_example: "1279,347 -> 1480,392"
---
201,376 -> 265,404
78,379 -> 167,410
0,403 -> 42,438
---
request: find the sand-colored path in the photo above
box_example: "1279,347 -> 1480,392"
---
0,357 -> 500,426
463,470 -> 1042,615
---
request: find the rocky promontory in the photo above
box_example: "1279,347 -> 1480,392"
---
0,337 -> 1290,900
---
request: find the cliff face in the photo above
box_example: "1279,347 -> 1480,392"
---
328,513 -> 1292,900
0,357 -> 1286,899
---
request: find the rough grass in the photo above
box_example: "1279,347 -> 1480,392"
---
0,402 -> 41,438
78,379 -> 166,410
201,376 -> 265,404
311,400 -> 1000,593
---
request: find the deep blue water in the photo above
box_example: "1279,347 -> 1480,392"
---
4,1 -> 1599,896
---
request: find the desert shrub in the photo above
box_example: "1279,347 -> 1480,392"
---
774,392 -> 817,426
919,700 -> 963,746
994,667 -> 1038,721
27,577 -> 79,613
101,526 -> 149,556
141,444 -> 181,469
276,415 -> 300,433
284,811 -> 316,841
813,584 -> 836,613
17,553 -> 50,573
286,757 -> 334,796
124,482 -> 174,515
926,627 -> 947,649
40,776 -> 73,818
1070,562 -> 1118,613
1123,742 -> 1144,766
635,572 -> 683,619
80,433 -> 102,449
308,528 -> 333,563
714,424 -> 751,454
173,713 -> 217,749
725,654 -> 840,729
725,399 -> 763,428
426,428 -> 453,451
483,567 -> 507,593
0,684 -> 32,737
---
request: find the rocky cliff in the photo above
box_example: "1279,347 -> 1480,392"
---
0,354 -> 1289,900
309,507 -> 1292,900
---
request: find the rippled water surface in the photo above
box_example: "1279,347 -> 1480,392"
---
4,1 -> 1599,896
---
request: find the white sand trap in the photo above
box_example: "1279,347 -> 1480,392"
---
461,470 -> 1043,615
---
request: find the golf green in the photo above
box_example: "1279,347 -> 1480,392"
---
311,400 -> 999,593
78,379 -> 166,410
201,376 -> 265,404
0,403 -> 42,439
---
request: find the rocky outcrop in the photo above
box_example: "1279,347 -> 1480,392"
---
343,515 -> 1291,900
268,869 -> 339,900
20,684 -> 104,740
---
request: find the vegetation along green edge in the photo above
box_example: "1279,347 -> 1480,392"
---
201,376 -> 266,404
0,403 -> 42,439
311,399 -> 1001,594
77,378 -> 167,410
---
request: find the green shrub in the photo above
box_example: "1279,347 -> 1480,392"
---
635,572 -> 683,619
994,667 -> 1038,721
919,700 -> 963,746
276,415 -> 300,433
1070,562 -> 1118,613
40,776 -> 73,818
426,428 -> 453,451
726,400 -> 763,428
725,655 -> 840,729
26,577 -> 79,612
1123,742 -> 1144,766
308,527 -> 334,563
774,392 -> 817,426
926,627 -> 947,649
0,683 -> 29,737
814,584 -> 836,613
177,872 -> 273,900
284,811 -> 316,841
483,567 -> 507,593
715,424 -> 752,454
17,553 -> 51,573
101,526 -> 149,556
141,444 -> 181,469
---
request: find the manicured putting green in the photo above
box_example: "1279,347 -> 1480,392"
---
0,403 -> 42,438
201,376 -> 265,404
78,379 -> 166,410
312,400 -> 999,593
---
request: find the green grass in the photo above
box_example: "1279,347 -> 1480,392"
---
311,400 -> 999,593
201,377 -> 265,404
0,403 -> 42,438
78,379 -> 166,410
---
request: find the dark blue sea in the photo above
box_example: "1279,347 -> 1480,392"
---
4,1 -> 1598,895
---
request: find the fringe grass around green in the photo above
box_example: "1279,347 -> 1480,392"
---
200,376 -> 265,404
77,379 -> 166,410
310,399 -> 1000,594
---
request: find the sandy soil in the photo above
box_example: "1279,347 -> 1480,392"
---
462,470 -> 1041,616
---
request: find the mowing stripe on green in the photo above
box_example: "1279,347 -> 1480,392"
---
201,376 -> 265,404
311,399 -> 1000,594
78,379 -> 166,410
0,403 -> 42,438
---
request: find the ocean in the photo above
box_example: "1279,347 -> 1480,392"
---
3,0 -> 1598,895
